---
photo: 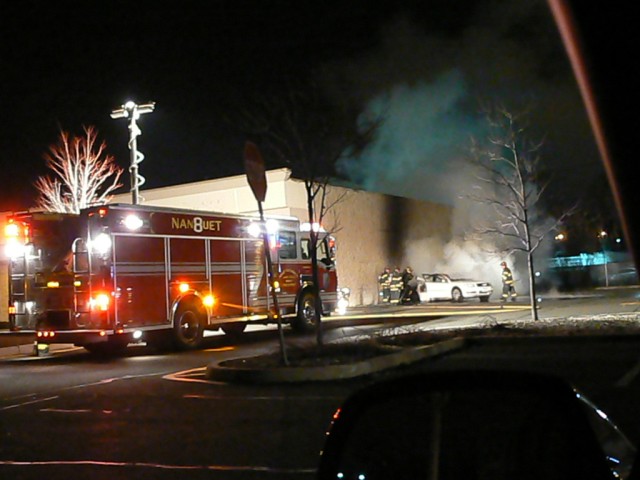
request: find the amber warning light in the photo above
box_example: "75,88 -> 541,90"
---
203,295 -> 215,307
4,222 -> 19,238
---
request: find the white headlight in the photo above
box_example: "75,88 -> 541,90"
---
265,219 -> 279,234
91,233 -> 112,255
124,214 -> 143,230
4,239 -> 25,259
248,222 -> 262,238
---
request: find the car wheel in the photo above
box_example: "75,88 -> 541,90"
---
480,295 -> 490,303
451,288 -> 463,303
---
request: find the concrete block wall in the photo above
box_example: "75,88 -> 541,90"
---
324,187 -> 452,305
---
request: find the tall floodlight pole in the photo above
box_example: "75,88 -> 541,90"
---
110,101 -> 155,205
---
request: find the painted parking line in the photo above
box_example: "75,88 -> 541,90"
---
0,459 -> 316,474
331,304 -> 530,321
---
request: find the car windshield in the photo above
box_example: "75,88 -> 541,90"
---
1,1 -> 637,479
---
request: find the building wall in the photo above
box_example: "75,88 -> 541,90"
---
323,187 -> 387,305
321,188 -> 451,305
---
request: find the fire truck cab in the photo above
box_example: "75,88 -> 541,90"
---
4,204 -> 338,353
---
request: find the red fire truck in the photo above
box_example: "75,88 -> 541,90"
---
3,204 -> 338,353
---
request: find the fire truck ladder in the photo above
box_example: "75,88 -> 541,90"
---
72,238 -> 91,315
8,251 -> 30,329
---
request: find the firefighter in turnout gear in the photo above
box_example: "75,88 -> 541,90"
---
400,266 -> 420,305
389,267 -> 403,304
501,261 -> 517,302
378,267 -> 391,304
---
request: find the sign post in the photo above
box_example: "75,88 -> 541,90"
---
244,141 -> 288,365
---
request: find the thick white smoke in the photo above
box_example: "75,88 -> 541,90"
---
405,236 -> 506,289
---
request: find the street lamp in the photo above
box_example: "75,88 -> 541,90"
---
110,101 -> 155,205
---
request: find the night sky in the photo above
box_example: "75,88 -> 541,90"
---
1,0 -> 605,216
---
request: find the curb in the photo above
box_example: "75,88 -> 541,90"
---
0,332 -> 79,358
0,332 -> 36,357
0,342 -> 79,359
205,337 -> 465,384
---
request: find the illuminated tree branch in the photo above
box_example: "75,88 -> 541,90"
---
466,105 -> 576,320
34,126 -> 123,214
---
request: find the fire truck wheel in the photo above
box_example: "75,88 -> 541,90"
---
173,304 -> 205,349
293,291 -> 318,332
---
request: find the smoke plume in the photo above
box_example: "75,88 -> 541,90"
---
329,2 -> 592,293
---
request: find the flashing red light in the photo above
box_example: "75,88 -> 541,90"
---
91,293 -> 111,311
98,208 -> 108,217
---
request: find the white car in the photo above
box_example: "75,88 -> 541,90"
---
417,273 -> 493,303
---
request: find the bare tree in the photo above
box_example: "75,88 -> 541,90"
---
231,79 -> 379,345
34,126 -> 123,213
467,105 -> 575,320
